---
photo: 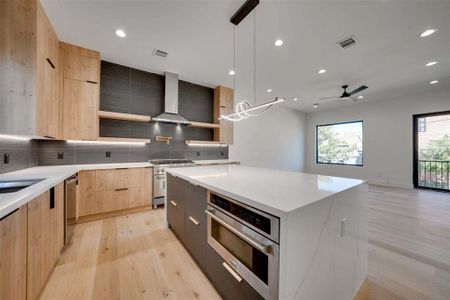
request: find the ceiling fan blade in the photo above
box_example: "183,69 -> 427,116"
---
348,85 -> 368,96
318,96 -> 341,101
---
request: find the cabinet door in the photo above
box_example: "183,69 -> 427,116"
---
63,52 -> 99,83
167,175 -> 186,242
78,170 -> 96,216
214,86 -> 234,144
62,78 -> 99,140
184,183 -> 208,269
206,246 -> 264,300
27,184 -> 64,300
0,206 -> 27,300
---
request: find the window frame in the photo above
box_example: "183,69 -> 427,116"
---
315,120 -> 364,167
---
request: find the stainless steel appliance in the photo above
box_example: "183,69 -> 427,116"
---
64,173 -> 78,246
206,191 -> 280,300
149,159 -> 196,208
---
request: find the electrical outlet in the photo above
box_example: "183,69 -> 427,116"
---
221,152 -> 224,156
106,150 -> 111,158
196,151 -> 200,156
4,153 -> 9,164
57,152 -> 64,159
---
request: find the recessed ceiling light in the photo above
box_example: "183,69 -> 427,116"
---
229,70 -> 235,75
293,98 -> 298,101
115,29 -> 126,38
313,103 -> 319,108
274,39 -> 283,46
429,80 -> 439,85
425,61 -> 438,67
266,89 -> 272,93
358,95 -> 364,99
318,69 -> 327,74
420,29 -> 437,37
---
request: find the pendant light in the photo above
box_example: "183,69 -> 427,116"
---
220,3 -> 285,122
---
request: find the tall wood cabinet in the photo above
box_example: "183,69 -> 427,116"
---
27,182 -> 64,300
60,42 -> 100,140
0,206 -> 27,300
214,86 -> 234,144
0,0 -> 60,138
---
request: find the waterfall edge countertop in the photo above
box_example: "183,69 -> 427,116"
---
0,160 -> 236,219
165,164 -> 365,217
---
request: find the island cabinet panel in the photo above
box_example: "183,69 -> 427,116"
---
27,183 -> 64,300
0,205 -> 27,300
184,183 -> 208,269
205,246 -> 264,300
167,174 -> 187,243
78,168 -> 152,217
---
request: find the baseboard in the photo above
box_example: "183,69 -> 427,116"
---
76,205 -> 152,223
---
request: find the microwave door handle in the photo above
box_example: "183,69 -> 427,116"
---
205,209 -> 273,255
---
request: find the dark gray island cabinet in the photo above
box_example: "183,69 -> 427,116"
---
167,174 -> 263,300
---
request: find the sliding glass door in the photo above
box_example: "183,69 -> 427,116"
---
413,111 -> 450,191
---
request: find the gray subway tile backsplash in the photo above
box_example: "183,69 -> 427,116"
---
0,138 -> 38,174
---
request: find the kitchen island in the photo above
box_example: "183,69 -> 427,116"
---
165,164 -> 368,300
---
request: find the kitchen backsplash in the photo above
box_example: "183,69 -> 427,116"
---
38,140 -> 228,165
0,138 -> 38,174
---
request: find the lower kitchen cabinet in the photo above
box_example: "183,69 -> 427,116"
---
78,167 -> 152,217
0,206 -> 27,300
27,182 -> 64,300
167,175 -> 263,300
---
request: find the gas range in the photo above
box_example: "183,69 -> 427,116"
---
149,159 -> 197,208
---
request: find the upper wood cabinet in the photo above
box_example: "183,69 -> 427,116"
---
0,0 -> 60,138
0,206 -> 27,300
27,183 -> 64,300
214,86 -> 234,144
60,42 -> 100,140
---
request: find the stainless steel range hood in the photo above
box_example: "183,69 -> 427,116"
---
153,72 -> 191,125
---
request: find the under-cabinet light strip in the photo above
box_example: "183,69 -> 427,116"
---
0,134 -> 31,141
66,140 -> 148,146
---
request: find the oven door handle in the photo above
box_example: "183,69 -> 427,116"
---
205,209 -> 273,254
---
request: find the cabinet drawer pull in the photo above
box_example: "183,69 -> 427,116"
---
188,216 -> 199,226
86,80 -> 98,84
49,187 -> 55,209
114,188 -> 128,192
170,200 -> 177,207
222,262 -> 242,282
0,208 -> 19,221
46,58 -> 55,69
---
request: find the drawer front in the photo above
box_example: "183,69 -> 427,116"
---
113,168 -> 132,189
95,169 -> 114,191
167,174 -> 186,210
167,199 -> 185,242
206,246 -> 264,300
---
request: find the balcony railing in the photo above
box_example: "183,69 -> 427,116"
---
418,160 -> 450,190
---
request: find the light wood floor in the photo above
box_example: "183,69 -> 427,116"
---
41,185 -> 450,300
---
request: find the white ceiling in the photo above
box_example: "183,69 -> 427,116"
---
42,0 -> 450,113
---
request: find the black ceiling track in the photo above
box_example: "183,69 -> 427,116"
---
230,0 -> 260,26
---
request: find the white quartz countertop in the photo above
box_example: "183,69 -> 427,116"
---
0,162 -> 153,219
0,160 -> 237,219
166,165 -> 365,217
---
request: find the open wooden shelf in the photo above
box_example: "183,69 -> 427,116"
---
98,110 -> 151,123
97,137 -> 151,144
185,140 -> 227,146
188,121 -> 220,129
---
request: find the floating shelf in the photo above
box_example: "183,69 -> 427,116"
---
97,137 -> 151,144
98,111 -> 151,123
189,121 -> 220,129
185,140 -> 227,146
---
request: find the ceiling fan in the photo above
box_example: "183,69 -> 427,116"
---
318,85 -> 368,102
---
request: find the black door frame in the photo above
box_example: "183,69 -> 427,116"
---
413,110 -> 450,192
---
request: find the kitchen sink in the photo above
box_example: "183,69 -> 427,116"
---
0,179 -> 44,194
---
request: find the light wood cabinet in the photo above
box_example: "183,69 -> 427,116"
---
214,86 -> 234,144
27,182 -> 64,300
0,0 -> 60,137
60,42 -> 100,140
79,167 -> 152,217
0,206 -> 27,300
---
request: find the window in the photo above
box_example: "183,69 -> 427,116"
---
316,121 -> 363,166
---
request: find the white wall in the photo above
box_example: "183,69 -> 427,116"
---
230,105 -> 306,172
305,88 -> 450,188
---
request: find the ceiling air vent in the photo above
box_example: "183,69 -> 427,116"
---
337,36 -> 358,49
153,49 -> 168,58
